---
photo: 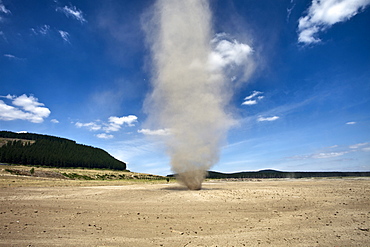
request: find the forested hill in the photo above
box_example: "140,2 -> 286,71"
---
0,131 -> 126,170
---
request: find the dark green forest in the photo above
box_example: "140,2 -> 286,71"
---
0,131 -> 126,170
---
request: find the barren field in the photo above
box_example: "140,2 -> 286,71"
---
0,176 -> 369,246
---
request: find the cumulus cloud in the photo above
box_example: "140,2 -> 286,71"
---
50,119 -> 59,124
75,115 -> 138,138
242,91 -> 264,106
138,128 -> 171,136
209,33 -> 255,83
56,5 -> 87,23
103,115 -> 138,132
58,30 -> 70,43
298,0 -> 370,44
257,116 -> 280,122
0,94 -> 51,123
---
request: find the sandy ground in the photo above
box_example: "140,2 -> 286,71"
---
0,177 -> 369,246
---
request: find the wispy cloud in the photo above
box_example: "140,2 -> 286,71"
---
31,25 -> 50,35
75,121 -> 102,131
244,91 -> 263,100
287,142 -> 370,160
346,121 -> 356,125
0,94 -> 51,123
58,30 -> 70,43
242,91 -> 325,126
138,128 -> 171,136
3,54 -> 25,61
4,54 -> 16,58
288,151 -> 349,160
298,0 -> 370,44
311,151 -> 349,159
50,119 -> 59,124
349,142 -> 368,149
242,90 -> 264,105
56,5 -> 87,23
0,1 -> 10,15
257,116 -> 280,122
96,133 -> 114,139
287,1 -> 296,21
242,100 -> 257,105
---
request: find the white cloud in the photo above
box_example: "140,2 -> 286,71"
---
242,91 -> 264,106
138,128 -> 171,136
58,30 -> 70,43
288,150 -> 349,160
50,119 -> 59,123
31,25 -> 50,35
346,121 -> 356,125
0,94 -> 51,123
57,5 -> 87,23
4,54 -> 15,58
103,115 -> 138,132
209,33 -> 255,83
39,25 -> 50,35
96,133 -> 114,139
298,0 -> 370,44
75,121 -> 102,131
311,151 -> 348,159
257,116 -> 280,122
4,54 -> 25,61
287,2 -> 296,21
362,147 -> 370,152
0,1 -> 10,14
244,90 -> 262,100
349,142 -> 369,149
75,115 -> 138,138
242,100 -> 257,106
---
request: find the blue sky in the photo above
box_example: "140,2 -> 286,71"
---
1,0 -> 369,175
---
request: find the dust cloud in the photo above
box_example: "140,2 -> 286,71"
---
143,0 -> 234,190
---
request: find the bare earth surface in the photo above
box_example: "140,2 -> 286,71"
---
0,177 -> 369,246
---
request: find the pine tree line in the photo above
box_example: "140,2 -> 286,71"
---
0,131 -> 126,170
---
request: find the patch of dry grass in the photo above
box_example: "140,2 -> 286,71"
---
0,164 -> 174,188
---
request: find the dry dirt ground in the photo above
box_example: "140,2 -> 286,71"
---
0,177 -> 369,246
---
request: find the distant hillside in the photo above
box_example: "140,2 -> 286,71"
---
205,169 -> 370,179
167,169 -> 370,179
0,131 -> 126,170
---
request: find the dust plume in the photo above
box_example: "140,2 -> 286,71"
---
143,0 -> 234,190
